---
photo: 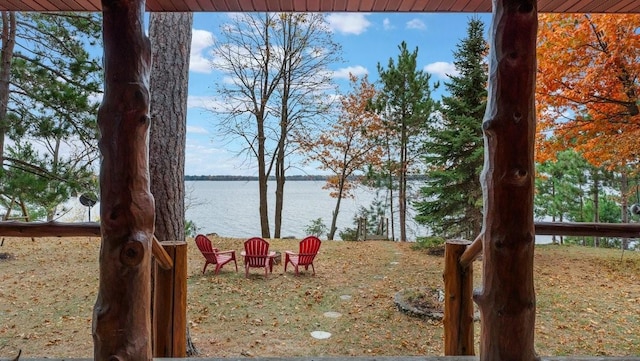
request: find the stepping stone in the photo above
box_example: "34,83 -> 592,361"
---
311,331 -> 332,339
390,261 -> 399,265
323,311 -> 342,318
373,275 -> 385,280
340,295 -> 352,300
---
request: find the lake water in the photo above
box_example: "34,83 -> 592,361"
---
184,180 -> 428,240
64,180 -> 551,243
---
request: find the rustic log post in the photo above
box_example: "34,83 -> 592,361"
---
475,0 -> 538,360
153,241 -> 187,356
443,240 -> 474,356
92,0 -> 154,359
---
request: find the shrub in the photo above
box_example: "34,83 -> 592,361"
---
304,218 -> 328,238
339,227 -> 358,241
411,236 -> 446,251
185,219 -> 199,237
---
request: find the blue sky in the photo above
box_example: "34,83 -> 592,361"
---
183,12 -> 492,176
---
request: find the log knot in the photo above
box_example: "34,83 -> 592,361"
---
120,236 -> 146,267
518,0 -> 534,13
513,111 -> 522,123
505,167 -> 528,186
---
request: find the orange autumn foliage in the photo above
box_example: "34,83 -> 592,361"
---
298,74 -> 386,199
536,13 -> 640,169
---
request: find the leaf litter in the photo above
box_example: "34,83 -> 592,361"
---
0,237 -> 639,357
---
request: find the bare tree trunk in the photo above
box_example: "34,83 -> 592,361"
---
0,11 -> 16,163
93,0 -> 153,359
475,0 -> 538,360
274,153 -> 284,238
149,12 -> 190,243
274,102 -> 287,239
592,168 -> 600,247
386,138 -> 395,242
258,120 -> 270,238
620,171 -> 629,250
328,173 -> 347,241
399,124 -> 407,242
148,11 -> 192,357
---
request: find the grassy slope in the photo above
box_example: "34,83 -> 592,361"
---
0,237 -> 638,357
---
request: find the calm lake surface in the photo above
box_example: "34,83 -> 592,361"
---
65,180 -> 551,242
184,180 -> 427,240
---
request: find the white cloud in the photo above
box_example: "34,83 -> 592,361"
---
383,18 -> 394,30
325,13 -> 371,35
424,61 -> 459,79
185,142 -> 238,176
406,18 -> 426,30
333,65 -> 368,79
190,29 -> 215,74
187,125 -> 209,134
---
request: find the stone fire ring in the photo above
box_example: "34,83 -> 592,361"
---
394,287 -> 444,321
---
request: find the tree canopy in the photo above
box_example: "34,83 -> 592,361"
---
0,12 -> 102,220
536,13 -> 640,169
415,17 -> 487,240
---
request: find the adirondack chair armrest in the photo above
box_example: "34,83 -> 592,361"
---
215,250 -> 235,255
284,250 -> 297,255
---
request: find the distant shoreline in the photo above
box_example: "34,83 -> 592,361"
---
185,175 -> 329,181
185,175 -> 428,181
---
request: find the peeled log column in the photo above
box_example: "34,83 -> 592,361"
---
92,0 -> 154,360
475,0 -> 538,360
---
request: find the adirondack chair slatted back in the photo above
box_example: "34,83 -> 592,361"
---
284,236 -> 321,275
298,236 -> 321,265
195,234 -> 238,275
195,234 -> 217,264
244,237 -> 270,267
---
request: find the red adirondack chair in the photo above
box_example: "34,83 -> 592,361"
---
242,237 -> 276,278
284,236 -> 322,275
194,234 -> 238,275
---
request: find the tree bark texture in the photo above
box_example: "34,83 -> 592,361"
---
476,1 -> 538,360
149,12 -> 191,243
92,0 -> 154,360
148,11 -> 192,357
0,11 -> 16,163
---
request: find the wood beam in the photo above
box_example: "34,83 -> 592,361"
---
444,240 -> 474,356
475,0 -> 538,359
153,241 -> 187,356
92,0 -> 154,359
535,221 -> 640,238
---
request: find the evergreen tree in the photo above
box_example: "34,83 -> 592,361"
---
0,12 -> 102,220
415,18 -> 487,239
374,41 -> 437,242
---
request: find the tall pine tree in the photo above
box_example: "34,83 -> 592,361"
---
415,18 -> 487,239
0,12 -> 102,221
375,41 -> 437,242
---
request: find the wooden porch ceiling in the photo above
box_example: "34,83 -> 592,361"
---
5,0 -> 640,13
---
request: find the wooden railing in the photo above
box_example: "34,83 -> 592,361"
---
443,221 -> 640,356
0,220 -> 185,356
0,221 -> 173,269
4,220 -> 640,358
